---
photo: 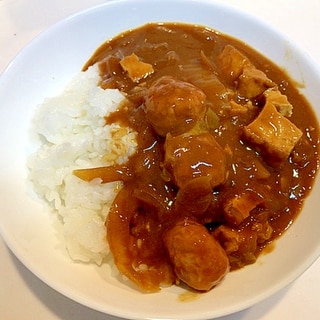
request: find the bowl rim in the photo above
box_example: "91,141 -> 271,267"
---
0,0 -> 319,319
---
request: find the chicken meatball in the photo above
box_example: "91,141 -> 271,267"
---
144,76 -> 207,136
163,218 -> 229,291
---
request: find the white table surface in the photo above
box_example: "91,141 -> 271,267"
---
1,0 -> 320,319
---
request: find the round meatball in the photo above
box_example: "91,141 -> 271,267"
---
163,218 -> 229,291
144,76 -> 207,136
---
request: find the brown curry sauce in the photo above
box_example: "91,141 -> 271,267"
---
76,23 -> 319,292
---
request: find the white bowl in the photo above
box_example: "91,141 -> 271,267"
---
0,0 -> 319,319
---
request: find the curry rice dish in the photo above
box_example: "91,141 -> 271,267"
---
29,22 -> 320,293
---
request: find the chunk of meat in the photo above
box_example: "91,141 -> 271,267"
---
120,53 -> 154,83
163,132 -> 227,189
223,188 -> 265,226
237,64 -> 275,99
144,76 -> 207,136
264,88 -> 293,117
163,218 -> 229,291
213,225 -> 258,267
216,44 -> 251,83
213,225 -> 243,254
243,101 -> 303,166
251,220 -> 273,244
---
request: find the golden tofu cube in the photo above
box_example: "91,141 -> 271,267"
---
264,88 -> 293,117
216,45 -> 250,83
237,64 -> 275,99
120,53 -> 154,83
243,101 -> 302,165
223,190 -> 264,226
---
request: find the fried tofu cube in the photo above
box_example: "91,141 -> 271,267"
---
264,88 -> 293,117
237,64 -> 275,99
216,45 -> 251,83
213,225 -> 241,254
213,225 -> 257,257
229,100 -> 249,115
243,101 -> 303,166
223,189 -> 264,226
120,53 -> 154,83
217,45 -> 275,99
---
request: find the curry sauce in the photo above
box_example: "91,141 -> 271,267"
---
75,23 -> 319,292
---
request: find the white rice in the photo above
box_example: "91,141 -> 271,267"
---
27,64 -> 137,264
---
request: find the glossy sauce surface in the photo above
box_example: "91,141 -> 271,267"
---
78,23 -> 319,291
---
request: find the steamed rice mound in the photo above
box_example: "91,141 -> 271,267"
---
28,64 -> 137,264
